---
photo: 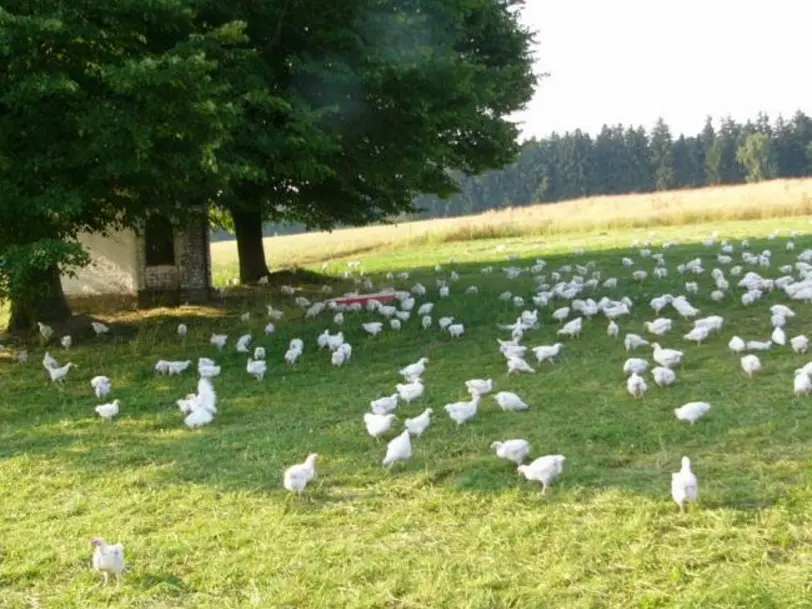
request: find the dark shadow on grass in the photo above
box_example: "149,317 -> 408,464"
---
137,572 -> 191,595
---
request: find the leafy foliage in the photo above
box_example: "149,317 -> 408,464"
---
198,0 -> 538,229
0,1 -> 240,321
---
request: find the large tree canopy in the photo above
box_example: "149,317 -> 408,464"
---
0,1 -> 241,329
198,0 -> 538,280
0,0 -> 538,330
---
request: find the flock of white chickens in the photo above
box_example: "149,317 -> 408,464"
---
17,228 -> 812,586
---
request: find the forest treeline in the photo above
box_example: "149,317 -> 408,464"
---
411,110 -> 812,219
220,110 -> 812,241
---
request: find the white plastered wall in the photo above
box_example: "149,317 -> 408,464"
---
60,230 -> 140,296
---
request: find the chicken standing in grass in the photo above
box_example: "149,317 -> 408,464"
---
444,394 -> 481,426
793,369 -> 811,396
674,401 -> 710,424
465,378 -> 493,396
383,430 -> 412,468
404,408 -> 433,437
91,537 -> 125,585
671,456 -> 699,513
371,393 -> 399,415
364,412 -> 397,441
491,439 -> 531,465
400,357 -> 429,381
210,333 -> 228,349
48,362 -> 75,383
741,354 -> 762,378
517,455 -> 566,493
284,453 -> 318,493
494,391 -> 529,412
90,375 -> 111,398
396,379 -> 424,404
246,358 -> 267,381
95,399 -> 120,421
626,372 -> 647,397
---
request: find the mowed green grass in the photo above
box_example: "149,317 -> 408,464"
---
3,220 -> 812,608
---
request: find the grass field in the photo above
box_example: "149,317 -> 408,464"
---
3,215 -> 812,607
210,178 -> 812,284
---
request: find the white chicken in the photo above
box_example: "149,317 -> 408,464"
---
507,356 -> 535,375
283,453 -> 318,493
623,358 -> 648,375
494,391 -> 529,412
652,366 -> 677,387
517,455 -> 566,493
607,320 -> 619,338
683,326 -> 710,345
728,336 -> 746,354
532,343 -> 563,364
671,456 -> 699,513
48,362 -> 75,383
363,322 -> 383,336
95,399 -> 120,421
382,430 -> 412,468
90,375 -> 111,398
557,317 -> 583,338
246,358 -> 267,381
37,322 -> 54,341
364,412 -> 397,441
236,333 -> 252,353
91,321 -> 110,336
183,377 -> 217,429
444,394 -> 481,426
491,439 -> 531,465
43,351 -> 59,370
741,354 -> 762,377
624,334 -> 649,352
448,323 -> 465,338
627,372 -> 647,397
791,335 -> 809,354
644,318 -> 672,336
674,401 -> 710,423
396,379 -> 424,404
371,393 -> 399,415
465,378 -> 493,396
652,343 -> 683,368
210,334 -> 228,349
91,537 -> 125,585
400,357 -> 429,381
404,408 -> 433,437
794,369 -> 812,396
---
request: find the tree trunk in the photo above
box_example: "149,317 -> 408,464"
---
230,206 -> 270,283
7,266 -> 73,332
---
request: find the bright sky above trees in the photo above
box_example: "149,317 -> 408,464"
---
512,0 -> 812,139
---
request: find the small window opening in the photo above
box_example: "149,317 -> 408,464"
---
145,215 -> 175,266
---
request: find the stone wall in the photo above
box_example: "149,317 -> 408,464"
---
135,215 -> 211,307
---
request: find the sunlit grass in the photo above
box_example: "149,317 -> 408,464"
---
210,178 -> 812,284
2,219 -> 812,607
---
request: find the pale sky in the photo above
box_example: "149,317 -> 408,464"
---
512,0 -> 812,140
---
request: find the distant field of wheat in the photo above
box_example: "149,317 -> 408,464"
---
210,178 -> 812,281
